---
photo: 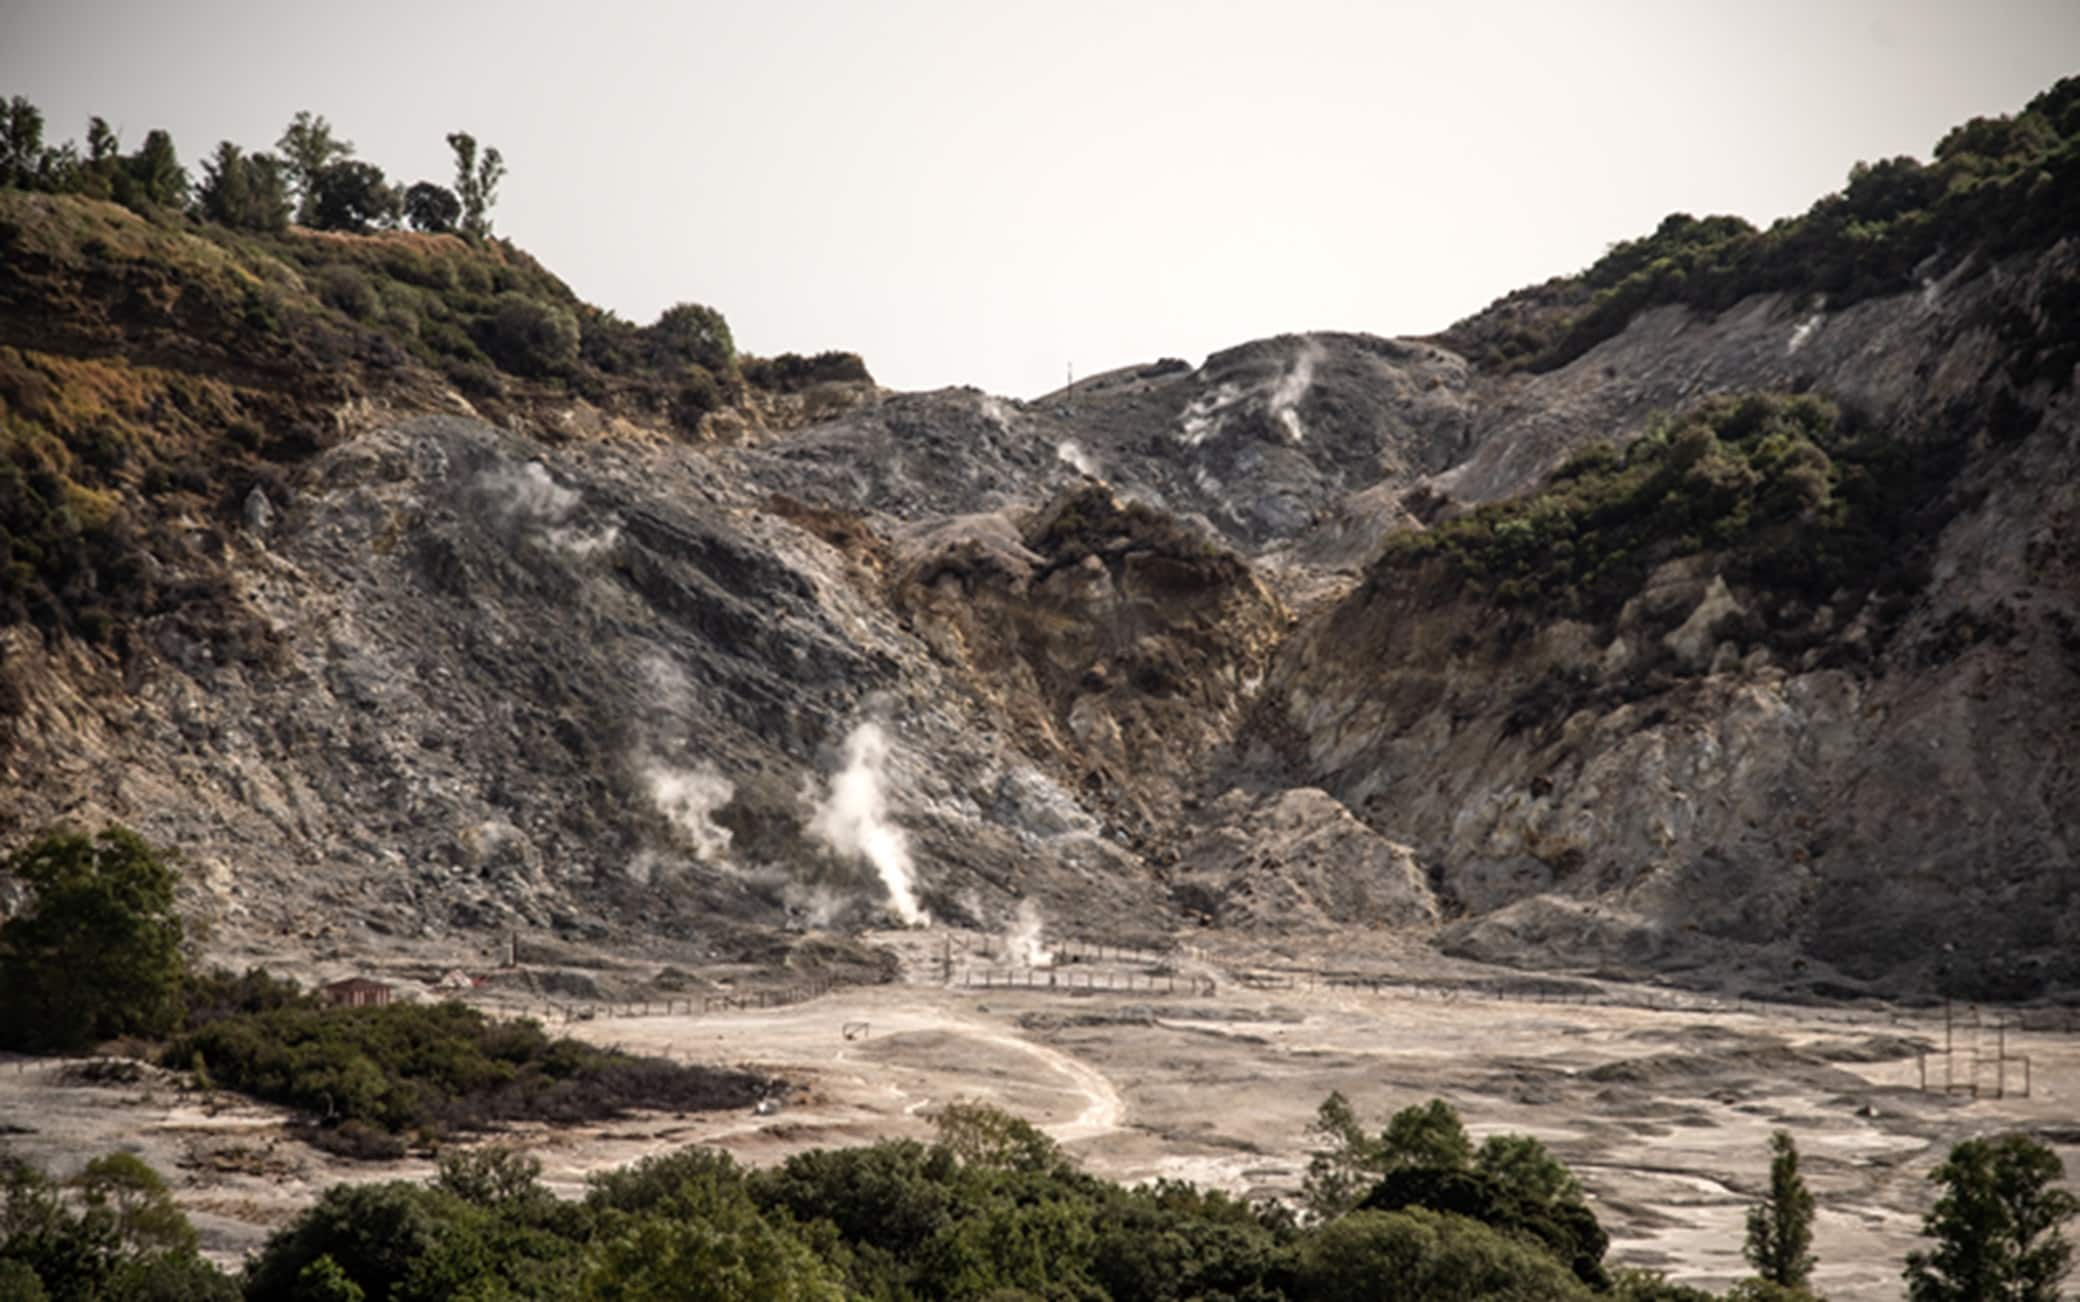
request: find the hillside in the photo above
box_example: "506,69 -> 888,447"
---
3,82 -> 2078,1001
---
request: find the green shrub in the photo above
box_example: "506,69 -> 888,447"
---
0,826 -> 186,1052
741,351 -> 872,392
1294,1208 -> 1594,1301
482,292 -> 578,377
1453,77 -> 2080,379
163,999 -> 768,1142
1374,391 -> 1961,632
0,1154 -> 234,1299
647,302 -> 735,374
1906,1133 -> 2077,1301
312,264 -> 377,319
673,364 -> 724,428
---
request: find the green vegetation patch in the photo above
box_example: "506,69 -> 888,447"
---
0,96 -> 875,651
1374,392 -> 1959,632
1450,76 -> 2080,383
166,997 -> 768,1151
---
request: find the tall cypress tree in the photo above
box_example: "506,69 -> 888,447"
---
1745,1130 -> 1817,1290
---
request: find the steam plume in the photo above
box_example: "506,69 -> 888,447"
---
1786,313 -> 1824,355
1003,899 -> 1053,966
1056,439 -> 1100,478
644,761 -> 735,863
478,460 -> 620,560
805,722 -> 925,925
1269,342 -> 1323,443
1178,381 -> 1243,446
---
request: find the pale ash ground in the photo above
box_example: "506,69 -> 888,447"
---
2,929 -> 2075,1301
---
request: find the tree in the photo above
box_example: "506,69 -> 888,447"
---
403,181 -> 461,234
196,142 -> 292,231
1293,1207 -> 1593,1302
1302,1091 -> 1380,1220
76,1153 -> 197,1262
436,1147 -> 546,1209
118,129 -> 187,211
446,131 -> 505,239
1744,1131 -> 1816,1291
0,1158 -> 118,1297
277,111 -> 354,224
930,1099 -> 1063,1173
0,826 -> 186,1052
308,160 -> 398,234
244,152 -> 295,231
0,1154 -> 231,1299
0,96 -> 46,188
1906,1134 -> 2078,1301
485,293 -> 580,376
1302,1095 -> 1479,1221
194,141 -> 248,224
582,1209 -> 844,1302
245,1182 -> 449,1300
647,302 -> 736,374
84,117 -> 118,166
1477,1134 -> 1584,1209
69,116 -> 121,200
1380,1098 -> 1475,1171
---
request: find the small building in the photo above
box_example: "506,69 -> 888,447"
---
322,977 -> 394,1008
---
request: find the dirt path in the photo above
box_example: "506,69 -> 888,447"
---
954,1017 -> 1125,1140
4,930 -> 2073,1300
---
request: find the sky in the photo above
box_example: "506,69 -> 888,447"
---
5,1 -> 2077,397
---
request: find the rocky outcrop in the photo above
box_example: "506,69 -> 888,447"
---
1263,249 -> 2080,995
5,199 -> 2078,997
1172,787 -> 1439,931
891,483 -> 1287,847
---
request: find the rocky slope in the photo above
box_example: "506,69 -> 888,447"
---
4,98 -> 2079,997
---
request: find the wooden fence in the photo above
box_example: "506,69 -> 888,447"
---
541,975 -> 839,1024
960,967 -> 1216,996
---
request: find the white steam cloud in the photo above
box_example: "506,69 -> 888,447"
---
1269,342 -> 1322,444
1178,381 -> 1244,446
1003,899 -> 1053,967
1786,313 -> 1824,355
644,761 -> 735,863
805,722 -> 925,925
479,461 -> 621,560
486,460 -> 579,518
1056,439 -> 1100,478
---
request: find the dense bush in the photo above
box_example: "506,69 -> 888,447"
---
672,364 -> 726,428
28,1091 -> 2051,1301
0,826 -> 186,1052
1303,1094 -> 1609,1289
1374,391 -> 1960,632
308,160 -> 398,234
403,180 -> 461,235
163,999 -> 767,1142
1906,1133 -> 2077,1300
0,1154 -> 236,1300
1294,1208 -> 1594,1301
484,293 -> 580,377
311,264 -> 378,319
740,350 -> 873,392
1,96 -> 865,649
647,302 -> 737,374
1483,76 -> 2080,378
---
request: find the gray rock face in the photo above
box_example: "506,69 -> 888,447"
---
1263,253 -> 2080,997
3,247 -> 2075,994
1174,787 -> 1440,931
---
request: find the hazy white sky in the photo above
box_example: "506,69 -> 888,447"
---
5,1 -> 2077,396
